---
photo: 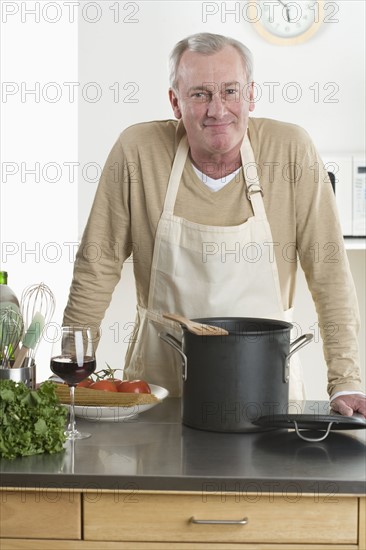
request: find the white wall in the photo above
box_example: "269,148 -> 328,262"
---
1,1 -> 365,399
1,2 -> 78,383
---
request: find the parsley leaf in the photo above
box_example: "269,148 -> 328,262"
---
0,380 -> 68,460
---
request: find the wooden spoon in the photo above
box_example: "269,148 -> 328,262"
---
163,313 -> 229,336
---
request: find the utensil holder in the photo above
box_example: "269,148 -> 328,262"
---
0,360 -> 36,389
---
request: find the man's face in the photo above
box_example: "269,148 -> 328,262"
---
169,45 -> 254,162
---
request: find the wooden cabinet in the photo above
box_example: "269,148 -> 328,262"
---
0,489 -> 81,540
84,492 -> 358,545
1,489 -> 365,549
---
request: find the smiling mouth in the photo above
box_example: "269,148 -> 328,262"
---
203,122 -> 233,130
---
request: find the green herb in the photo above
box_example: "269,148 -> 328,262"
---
0,380 -> 68,460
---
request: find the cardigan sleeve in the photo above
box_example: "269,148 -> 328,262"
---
63,135 -> 133,333
293,130 -> 362,397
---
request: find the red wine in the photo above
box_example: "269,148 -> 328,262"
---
50,355 -> 96,386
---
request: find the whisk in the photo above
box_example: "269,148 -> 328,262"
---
0,305 -> 24,368
20,283 -> 56,366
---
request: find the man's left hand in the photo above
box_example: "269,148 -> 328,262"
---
331,394 -> 366,418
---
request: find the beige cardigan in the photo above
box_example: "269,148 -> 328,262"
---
63,117 -> 362,397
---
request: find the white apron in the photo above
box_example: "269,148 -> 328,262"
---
125,132 -> 304,399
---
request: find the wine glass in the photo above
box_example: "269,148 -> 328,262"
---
50,325 -> 97,440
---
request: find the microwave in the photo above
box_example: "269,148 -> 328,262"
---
323,155 -> 366,238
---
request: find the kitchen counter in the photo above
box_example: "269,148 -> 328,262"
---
1,399 -> 366,548
1,398 -> 365,495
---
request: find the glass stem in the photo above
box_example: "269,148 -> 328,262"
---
68,385 -> 76,434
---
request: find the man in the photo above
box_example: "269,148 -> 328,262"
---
63,33 -> 365,416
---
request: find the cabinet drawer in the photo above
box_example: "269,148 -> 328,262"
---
0,490 -> 81,540
83,492 -> 358,544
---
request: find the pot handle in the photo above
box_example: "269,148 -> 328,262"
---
293,420 -> 334,442
283,333 -> 313,383
159,332 -> 188,381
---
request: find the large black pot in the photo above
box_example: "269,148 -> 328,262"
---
160,317 -> 313,433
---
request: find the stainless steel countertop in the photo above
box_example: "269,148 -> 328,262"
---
1,399 -> 365,494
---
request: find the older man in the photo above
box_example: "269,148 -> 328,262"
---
63,33 -> 365,416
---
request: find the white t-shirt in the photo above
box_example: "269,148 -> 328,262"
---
191,164 -> 241,191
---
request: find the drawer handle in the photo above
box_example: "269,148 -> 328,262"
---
190,516 -> 248,525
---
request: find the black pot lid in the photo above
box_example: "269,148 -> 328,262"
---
254,412 -> 366,442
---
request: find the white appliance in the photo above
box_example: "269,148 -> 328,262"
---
323,155 -> 366,237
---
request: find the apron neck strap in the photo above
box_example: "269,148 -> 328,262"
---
163,130 -> 266,219
163,135 -> 189,214
241,132 -> 266,219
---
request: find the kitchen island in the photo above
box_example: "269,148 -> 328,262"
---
1,398 -> 365,549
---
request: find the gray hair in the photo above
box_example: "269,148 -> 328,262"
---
169,32 -> 253,91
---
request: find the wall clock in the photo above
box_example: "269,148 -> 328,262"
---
248,1 -> 324,45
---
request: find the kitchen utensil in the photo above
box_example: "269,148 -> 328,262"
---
163,313 -> 229,336
160,317 -> 313,433
253,411 -> 366,442
0,365 -> 34,387
0,304 -> 24,368
20,282 -> 56,366
12,312 -> 45,369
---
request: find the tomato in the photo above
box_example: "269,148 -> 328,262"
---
90,380 -> 118,392
110,378 -> 124,389
117,380 -> 151,394
77,378 -> 94,388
